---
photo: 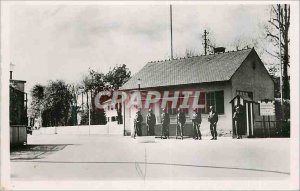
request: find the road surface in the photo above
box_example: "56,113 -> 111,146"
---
11,133 -> 290,181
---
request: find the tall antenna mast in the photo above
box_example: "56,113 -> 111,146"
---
170,4 -> 173,60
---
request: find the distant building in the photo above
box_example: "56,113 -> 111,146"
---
120,48 -> 275,137
10,78 -> 28,146
10,79 -> 27,126
103,99 -> 119,124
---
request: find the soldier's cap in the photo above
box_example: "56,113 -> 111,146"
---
177,108 -> 181,111
193,108 -> 197,111
149,109 -> 152,112
209,106 -> 214,110
162,108 -> 166,111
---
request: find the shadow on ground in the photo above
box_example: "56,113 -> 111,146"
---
10,144 -> 76,160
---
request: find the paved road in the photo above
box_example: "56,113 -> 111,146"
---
11,134 -> 290,181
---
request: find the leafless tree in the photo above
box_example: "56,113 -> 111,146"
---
266,4 -> 290,99
185,49 -> 196,57
232,34 -> 260,52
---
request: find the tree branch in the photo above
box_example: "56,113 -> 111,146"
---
265,50 -> 280,59
267,32 -> 279,41
268,20 -> 280,30
272,5 -> 279,15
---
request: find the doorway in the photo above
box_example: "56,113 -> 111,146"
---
230,95 -> 256,138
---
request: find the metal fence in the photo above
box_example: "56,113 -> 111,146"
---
254,120 -> 290,138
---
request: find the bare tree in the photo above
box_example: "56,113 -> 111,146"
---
266,4 -> 290,99
185,49 -> 196,57
232,34 -> 260,52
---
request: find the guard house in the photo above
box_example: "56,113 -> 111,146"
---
10,78 -> 28,146
120,48 -> 275,137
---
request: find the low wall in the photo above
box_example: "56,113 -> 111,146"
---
35,124 -> 124,135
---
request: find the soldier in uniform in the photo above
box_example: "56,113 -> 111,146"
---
176,108 -> 186,140
146,109 -> 156,136
233,105 -> 243,139
161,108 -> 170,139
134,110 -> 143,138
192,108 -> 202,140
208,106 -> 218,140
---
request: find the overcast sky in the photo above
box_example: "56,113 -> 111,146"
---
8,3 -> 273,93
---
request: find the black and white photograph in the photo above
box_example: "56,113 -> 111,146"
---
0,1 -> 299,190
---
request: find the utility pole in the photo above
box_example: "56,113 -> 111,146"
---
170,4 -> 173,60
202,30 -> 209,55
278,5 -> 283,105
89,90 -> 91,126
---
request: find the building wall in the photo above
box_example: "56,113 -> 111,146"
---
122,50 -> 275,138
231,50 -> 275,137
10,125 -> 27,146
231,50 -> 274,101
103,103 -> 119,124
10,87 -> 27,125
123,81 -> 234,137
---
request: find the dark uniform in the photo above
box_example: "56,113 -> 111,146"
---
134,111 -> 143,138
146,110 -> 156,136
176,110 -> 186,140
161,110 -> 170,139
233,106 -> 243,139
208,106 -> 218,140
192,110 -> 202,140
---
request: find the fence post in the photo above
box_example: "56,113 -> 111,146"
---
263,116 -> 266,138
17,126 -> 20,145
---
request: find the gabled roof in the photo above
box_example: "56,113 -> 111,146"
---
121,48 -> 253,90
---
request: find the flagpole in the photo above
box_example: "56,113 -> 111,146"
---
170,4 -> 173,60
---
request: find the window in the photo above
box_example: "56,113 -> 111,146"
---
165,92 -> 188,115
164,92 -> 176,115
252,61 -> 256,70
178,93 -> 189,114
164,90 -> 225,115
206,92 -> 216,113
198,92 -> 206,113
198,91 -> 224,114
215,91 -> 224,114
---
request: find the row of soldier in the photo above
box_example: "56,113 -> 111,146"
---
133,106 -> 219,140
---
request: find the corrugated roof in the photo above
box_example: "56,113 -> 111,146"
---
121,48 -> 253,90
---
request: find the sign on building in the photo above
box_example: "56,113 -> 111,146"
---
258,100 -> 275,116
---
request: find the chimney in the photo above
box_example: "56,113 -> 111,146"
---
213,47 -> 226,54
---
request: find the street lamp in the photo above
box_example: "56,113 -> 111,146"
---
85,89 -> 91,135
10,62 -> 15,80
